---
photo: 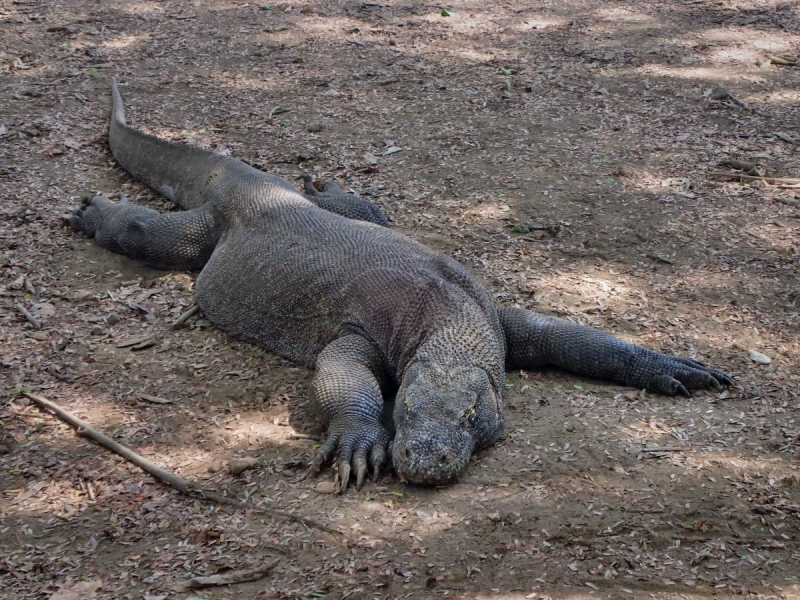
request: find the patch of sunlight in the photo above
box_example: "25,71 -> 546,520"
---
593,7 -> 660,25
462,201 -> 514,222
635,64 -> 732,80
711,46 -> 762,65
204,70 -> 292,94
103,34 -> 148,51
508,17 -> 572,32
530,270 -> 645,304
752,39 -> 797,53
472,593 -> 597,600
120,2 -> 164,16
620,417 -> 679,445
705,453 -> 800,485
300,16 -> 376,38
218,415 -> 301,447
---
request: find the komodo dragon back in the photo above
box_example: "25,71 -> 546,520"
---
67,79 -> 732,492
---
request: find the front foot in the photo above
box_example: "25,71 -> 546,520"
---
65,194 -> 123,238
310,417 -> 389,493
637,353 -> 733,397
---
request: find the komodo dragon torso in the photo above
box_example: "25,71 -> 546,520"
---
68,80 -> 731,491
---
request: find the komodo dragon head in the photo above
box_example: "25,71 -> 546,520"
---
391,361 -> 504,485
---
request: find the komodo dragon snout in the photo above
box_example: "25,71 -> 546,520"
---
392,363 -> 503,485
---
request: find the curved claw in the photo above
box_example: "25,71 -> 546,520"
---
310,434 -> 339,475
711,370 -> 733,387
338,463 -> 351,493
355,462 -> 367,490
676,383 -> 690,398
370,445 -> 386,483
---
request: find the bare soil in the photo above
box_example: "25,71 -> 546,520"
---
1,0 -> 800,599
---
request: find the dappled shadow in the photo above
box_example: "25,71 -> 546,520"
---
1,0 -> 799,597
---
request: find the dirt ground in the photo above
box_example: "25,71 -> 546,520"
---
1,0 -> 800,598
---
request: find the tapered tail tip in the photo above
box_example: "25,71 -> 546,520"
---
110,77 -> 126,126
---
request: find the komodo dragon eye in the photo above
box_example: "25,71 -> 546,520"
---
461,404 -> 478,426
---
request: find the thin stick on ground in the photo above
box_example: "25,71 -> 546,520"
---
22,392 -> 341,536
187,559 -> 281,588
708,172 -> 800,184
710,87 -> 772,118
15,303 -> 41,329
170,303 -> 199,329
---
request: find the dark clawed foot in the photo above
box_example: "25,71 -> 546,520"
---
309,419 -> 389,493
647,355 -> 733,397
299,173 -> 317,195
65,194 -> 116,237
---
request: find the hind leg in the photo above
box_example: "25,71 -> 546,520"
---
67,194 -> 224,271
300,174 -> 388,226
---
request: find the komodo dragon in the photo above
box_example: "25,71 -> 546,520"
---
68,79 -> 732,491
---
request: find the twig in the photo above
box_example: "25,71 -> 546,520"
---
779,431 -> 800,453
140,394 -> 172,404
23,392 -> 342,536
187,560 -> 281,588
641,446 -> 683,452
708,172 -> 800,185
287,431 -> 322,441
776,197 -> 800,208
15,303 -> 41,329
645,254 -> 673,265
170,304 -> 199,329
710,87 -> 771,118
511,223 -> 562,236
268,106 -> 290,122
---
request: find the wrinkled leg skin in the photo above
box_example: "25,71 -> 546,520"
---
67,194 -> 223,271
499,307 -> 732,396
309,335 -> 390,492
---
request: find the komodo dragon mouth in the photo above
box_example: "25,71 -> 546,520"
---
67,79 -> 732,492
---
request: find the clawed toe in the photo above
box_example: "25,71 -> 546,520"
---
309,422 -> 389,493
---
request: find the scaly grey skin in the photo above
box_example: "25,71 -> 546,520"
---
300,173 -> 389,226
67,79 -> 732,491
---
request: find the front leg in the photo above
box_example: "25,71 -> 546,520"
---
67,194 -> 223,271
309,335 -> 390,492
498,307 -> 732,396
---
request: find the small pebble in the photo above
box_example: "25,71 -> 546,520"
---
748,349 -> 771,364
107,312 -> 120,325
229,457 -> 260,475
315,481 -> 337,494
90,325 -> 105,336
306,122 -> 323,133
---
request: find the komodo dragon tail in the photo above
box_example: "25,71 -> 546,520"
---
109,78 -> 235,210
